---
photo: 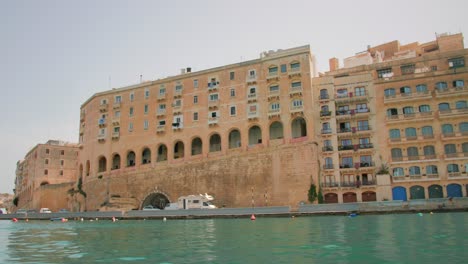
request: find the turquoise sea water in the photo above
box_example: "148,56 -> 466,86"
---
0,213 -> 467,263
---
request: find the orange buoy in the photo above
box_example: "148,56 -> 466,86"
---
250,214 -> 256,221
12,218 -> 18,222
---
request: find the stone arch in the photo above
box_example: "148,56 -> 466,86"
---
141,147 -> 151,164
228,128 -> 241,149
410,185 -> 425,199
324,193 -> 338,203
98,156 -> 107,173
248,125 -> 262,145
291,117 -> 307,138
209,133 -> 221,152
40,181 -> 49,186
174,140 -> 184,159
141,191 -> 171,209
269,121 -> 284,140
343,192 -> 357,203
157,144 -> 168,162
428,184 -> 443,198
191,137 -> 203,156
112,153 -> 121,170
127,150 -> 136,167
362,191 -> 376,202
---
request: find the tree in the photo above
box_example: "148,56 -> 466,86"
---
308,184 -> 318,203
318,188 -> 324,204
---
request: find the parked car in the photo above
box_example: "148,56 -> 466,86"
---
39,208 -> 52,213
142,205 -> 160,210
16,209 -> 27,214
58,209 -> 69,213
0,208 -> 8,214
27,209 -> 37,214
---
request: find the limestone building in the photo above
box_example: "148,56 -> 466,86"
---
14,140 -> 79,210
313,33 -> 468,203
77,46 -> 319,210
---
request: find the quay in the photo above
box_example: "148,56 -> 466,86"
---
2,198 -> 467,221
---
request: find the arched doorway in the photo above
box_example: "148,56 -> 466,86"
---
228,129 -> 241,149
362,191 -> 376,202
343,192 -> 357,203
98,156 -> 107,172
291,117 -> 307,138
248,125 -> 262,145
157,144 -> 168,162
447,183 -> 462,197
324,193 -> 338,203
428,184 -> 443,198
392,186 -> 407,201
141,192 -> 171,209
142,148 -> 151,164
410,185 -> 425,199
209,134 -> 221,152
269,121 -> 284,140
112,154 -> 121,170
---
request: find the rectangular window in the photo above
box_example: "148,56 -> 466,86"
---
144,120 -> 149,130
193,95 -> 198,104
400,64 -> 415,75
144,104 -> 149,114
193,112 -> 198,121
115,95 -> 122,103
269,85 -> 279,93
377,68 -> 393,78
61,150 -> 65,155
113,126 -> 120,133
46,149 -> 50,154
448,57 -> 465,68
431,65 -> 438,71
230,71 -> 235,80
210,111 -> 219,118
270,102 -> 280,110
129,107 -> 134,117
130,93 -> 134,101
173,115 -> 183,128
128,122 -> 133,132
249,70 -> 256,77
159,120 -> 166,126
145,89 -> 150,99
173,99 -> 182,107
159,88 -> 166,95
175,84 -> 183,91
230,106 -> 236,116
269,66 -> 278,74
45,159 -> 49,165
230,88 -> 236,97
60,160 -> 64,166
290,62 -> 300,70
291,81 -> 301,88
159,104 -> 166,110
115,110 -> 121,117
280,64 -> 287,73
209,93 -> 219,101
193,79 -> 198,88
44,169 -> 48,175
60,170 -> 63,176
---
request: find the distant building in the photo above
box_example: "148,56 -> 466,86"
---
314,33 -> 468,203
14,140 -> 79,211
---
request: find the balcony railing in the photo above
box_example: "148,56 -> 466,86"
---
320,111 -> 332,117
338,145 -> 354,151
322,146 -> 333,152
208,117 -> 219,125
319,94 -> 329,100
321,182 -> 339,188
323,164 -> 334,170
321,129 -> 333,134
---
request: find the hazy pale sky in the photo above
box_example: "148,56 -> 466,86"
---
1,0 -> 467,193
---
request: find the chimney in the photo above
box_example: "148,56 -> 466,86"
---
186,67 -> 191,73
329,57 -> 339,72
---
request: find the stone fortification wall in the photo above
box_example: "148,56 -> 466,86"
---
82,141 -> 318,210
35,182 -> 74,211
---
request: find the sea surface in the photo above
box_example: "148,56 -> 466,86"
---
0,212 -> 467,263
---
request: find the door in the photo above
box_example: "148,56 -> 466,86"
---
392,186 -> 407,201
410,185 -> 425,199
447,184 -> 462,198
428,185 -> 443,198
324,193 -> 338,203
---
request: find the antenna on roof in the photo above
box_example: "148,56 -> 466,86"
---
140,74 -> 143,83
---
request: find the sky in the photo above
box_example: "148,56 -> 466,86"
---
1,0 -> 467,194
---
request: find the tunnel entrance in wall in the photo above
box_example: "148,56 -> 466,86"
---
141,192 -> 170,209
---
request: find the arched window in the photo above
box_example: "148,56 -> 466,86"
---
387,108 -> 398,117
423,146 -> 435,157
442,124 -> 454,135
384,88 -> 395,97
393,167 -> 404,176
248,126 -> 262,145
407,147 -> 419,159
403,106 -> 414,115
426,165 -> 438,175
209,134 -> 221,152
322,122 -> 331,134
98,156 -> 107,172
455,101 -> 467,109
438,103 -> 450,111
409,166 -> 421,175
174,141 -> 184,159
157,144 -> 168,162
447,164 -> 459,173
112,154 -> 121,170
400,86 -> 411,95
436,81 -> 448,91
453,80 -> 464,87
405,127 -> 417,139
291,117 -> 307,138
416,84 -> 427,93
460,122 -> 468,133
462,142 -> 468,154
320,89 -> 329,99
444,144 -> 456,154
142,148 -> 151,164
391,148 -> 403,160
389,129 -> 401,139
421,126 -> 433,138
228,129 -> 241,149
324,157 -> 333,169
419,105 -> 431,113
191,137 -> 203,155
127,151 -> 136,167
269,121 -> 284,139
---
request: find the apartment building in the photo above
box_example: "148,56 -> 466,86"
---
78,46 -> 319,210
314,33 -> 468,203
14,140 -> 79,210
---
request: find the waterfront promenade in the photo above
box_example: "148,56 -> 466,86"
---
1,198 -> 467,221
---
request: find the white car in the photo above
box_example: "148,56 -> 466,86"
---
40,208 -> 52,213
142,205 -> 160,210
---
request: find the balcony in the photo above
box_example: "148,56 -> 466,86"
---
97,133 -> 106,142
290,105 -> 304,114
113,102 -> 121,109
156,125 -> 165,133
207,82 -> 219,91
99,103 -> 108,112
208,116 -> 219,126
339,163 -> 354,170
359,143 -> 374,149
384,91 -> 432,104
322,146 -> 334,152
288,66 -> 301,78
319,94 -> 330,101
173,89 -> 183,98
337,128 -> 352,134
338,145 -> 354,151
320,111 -> 332,118
157,93 -> 166,101
208,100 -> 220,109
112,118 -> 120,125
172,104 -> 182,114
435,86 -> 468,98
98,119 -> 106,127
336,108 -> 370,120
268,108 -> 281,119
321,129 -> 333,134
323,164 -> 334,170
357,161 -> 375,168
321,182 -> 339,188
266,71 -> 279,82
79,126 -> 84,135
157,109 -> 166,117
247,93 -> 257,102
268,90 -> 280,101
448,172 -> 462,178
112,132 -> 120,139
289,85 -> 302,97
248,111 -> 259,120
439,107 -> 468,119
335,91 -> 368,104
386,111 -> 434,123
362,179 -> 376,186
246,75 -> 257,84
